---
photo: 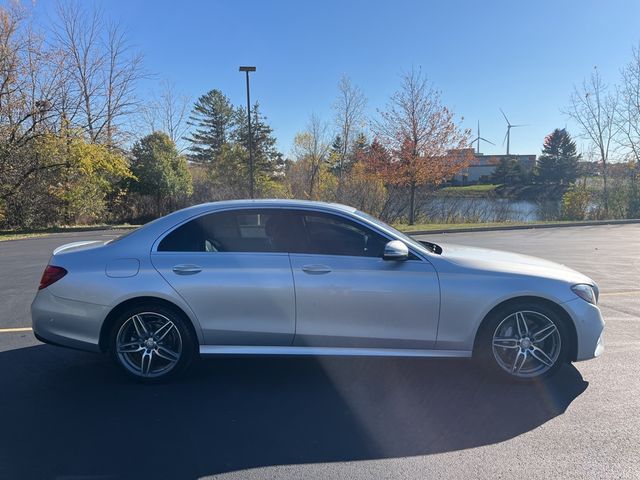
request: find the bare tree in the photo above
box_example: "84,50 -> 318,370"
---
53,1 -> 144,146
290,113 -> 331,199
101,21 -> 144,146
618,45 -> 640,163
140,80 -> 191,150
54,2 -> 103,139
332,75 -> 366,194
0,3 -> 68,201
565,67 -> 621,215
373,68 -> 470,224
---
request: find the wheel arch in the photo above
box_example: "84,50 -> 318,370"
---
472,295 -> 578,361
99,296 -> 200,352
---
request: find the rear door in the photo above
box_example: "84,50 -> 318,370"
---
289,210 -> 441,349
150,209 -> 296,346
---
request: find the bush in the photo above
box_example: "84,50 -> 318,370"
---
628,166 -> 640,218
561,184 -> 590,220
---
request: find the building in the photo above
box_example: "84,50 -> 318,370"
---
453,149 -> 536,184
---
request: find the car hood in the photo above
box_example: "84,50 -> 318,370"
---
436,242 -> 594,285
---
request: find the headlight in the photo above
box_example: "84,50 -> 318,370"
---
572,284 -> 597,305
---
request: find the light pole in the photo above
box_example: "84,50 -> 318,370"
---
239,66 -> 256,198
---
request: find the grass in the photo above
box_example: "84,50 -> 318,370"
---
0,224 -> 138,242
394,219 -> 611,233
395,221 -> 525,232
438,184 -> 500,196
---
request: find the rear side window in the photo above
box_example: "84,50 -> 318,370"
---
157,209 -> 307,253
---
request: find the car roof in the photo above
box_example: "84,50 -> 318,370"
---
173,199 -> 358,216
110,199 -> 360,250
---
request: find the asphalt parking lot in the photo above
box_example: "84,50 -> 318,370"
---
0,225 -> 638,479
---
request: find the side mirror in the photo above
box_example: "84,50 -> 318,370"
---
383,240 -> 409,261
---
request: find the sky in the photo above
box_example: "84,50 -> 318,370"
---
32,0 -> 640,157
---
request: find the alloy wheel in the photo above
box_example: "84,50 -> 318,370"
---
491,310 -> 562,378
115,312 -> 183,378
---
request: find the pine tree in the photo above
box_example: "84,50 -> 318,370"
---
535,129 -> 581,184
350,132 -> 369,167
358,138 -> 391,175
328,133 -> 366,179
186,90 -> 235,164
232,103 -> 284,185
491,157 -> 523,185
327,135 -> 344,175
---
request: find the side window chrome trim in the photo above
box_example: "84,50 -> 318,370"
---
151,205 -> 426,261
151,251 -> 289,257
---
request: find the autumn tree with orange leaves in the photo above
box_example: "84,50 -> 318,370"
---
374,69 -> 471,224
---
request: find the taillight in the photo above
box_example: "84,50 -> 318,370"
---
39,265 -> 67,290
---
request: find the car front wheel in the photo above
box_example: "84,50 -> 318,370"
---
109,304 -> 196,382
477,302 -> 569,381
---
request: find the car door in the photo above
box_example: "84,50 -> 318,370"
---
289,210 -> 441,349
150,209 -> 296,346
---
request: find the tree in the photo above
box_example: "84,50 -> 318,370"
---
207,143 -> 249,199
232,102 -> 285,195
565,67 -> 621,216
3,130 -> 132,228
289,114 -> 332,200
186,89 -> 235,163
562,182 -> 591,220
332,75 -> 366,195
46,132 -> 133,223
491,157 -> 524,185
341,161 -> 387,216
327,135 -> 344,175
0,3 -> 67,204
352,132 -> 369,157
618,44 -> 640,164
130,132 -> 192,216
53,1 -> 145,146
535,129 -> 581,184
357,139 -> 392,174
140,80 -> 191,150
340,139 -> 390,215
373,68 -> 471,224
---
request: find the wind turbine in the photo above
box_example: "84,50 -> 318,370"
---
500,109 -> 527,155
470,121 -> 494,154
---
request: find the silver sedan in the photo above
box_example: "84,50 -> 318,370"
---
31,199 -> 605,382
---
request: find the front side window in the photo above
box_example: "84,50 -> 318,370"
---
301,212 -> 387,257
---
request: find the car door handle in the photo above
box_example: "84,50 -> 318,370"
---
302,264 -> 332,275
172,264 -> 203,275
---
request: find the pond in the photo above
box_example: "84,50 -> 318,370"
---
420,196 -> 561,223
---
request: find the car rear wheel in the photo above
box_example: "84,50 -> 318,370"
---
109,304 -> 196,382
477,302 -> 569,381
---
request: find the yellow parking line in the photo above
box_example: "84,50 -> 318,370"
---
0,327 -> 32,333
600,291 -> 640,297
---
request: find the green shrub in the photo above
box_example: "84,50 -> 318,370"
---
562,184 -> 590,220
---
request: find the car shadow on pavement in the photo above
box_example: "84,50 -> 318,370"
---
0,344 -> 588,479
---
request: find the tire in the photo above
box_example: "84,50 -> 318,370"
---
475,301 -> 570,381
109,303 -> 196,383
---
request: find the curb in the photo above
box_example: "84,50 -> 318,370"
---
405,218 -> 640,236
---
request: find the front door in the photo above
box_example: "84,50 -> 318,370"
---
289,211 -> 440,349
